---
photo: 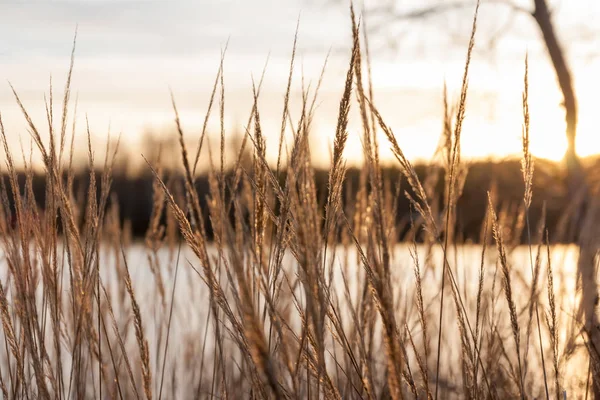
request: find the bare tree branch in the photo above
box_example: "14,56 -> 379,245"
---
368,0 -> 531,22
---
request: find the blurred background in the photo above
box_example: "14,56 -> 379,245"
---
2,0 -> 599,166
1,0 -> 598,239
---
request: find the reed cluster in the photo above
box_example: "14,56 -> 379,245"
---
0,4 -> 597,399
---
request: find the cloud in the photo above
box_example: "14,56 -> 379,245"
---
0,0 -> 348,62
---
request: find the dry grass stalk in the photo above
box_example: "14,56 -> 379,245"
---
489,194 -> 525,399
0,5 -> 596,399
545,231 -> 560,399
122,249 -> 152,400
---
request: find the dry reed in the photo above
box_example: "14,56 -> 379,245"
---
0,4 -> 595,399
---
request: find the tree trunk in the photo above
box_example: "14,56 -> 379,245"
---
533,1 -> 598,398
532,0 -> 579,174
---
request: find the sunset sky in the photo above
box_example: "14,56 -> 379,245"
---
1,0 -> 599,169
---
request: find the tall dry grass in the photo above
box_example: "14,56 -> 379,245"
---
0,3 -> 597,399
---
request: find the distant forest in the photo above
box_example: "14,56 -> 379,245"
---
3,157 -> 597,244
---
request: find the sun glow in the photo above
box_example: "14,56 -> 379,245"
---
348,55 -> 599,164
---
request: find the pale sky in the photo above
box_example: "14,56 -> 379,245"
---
1,0 -> 599,170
